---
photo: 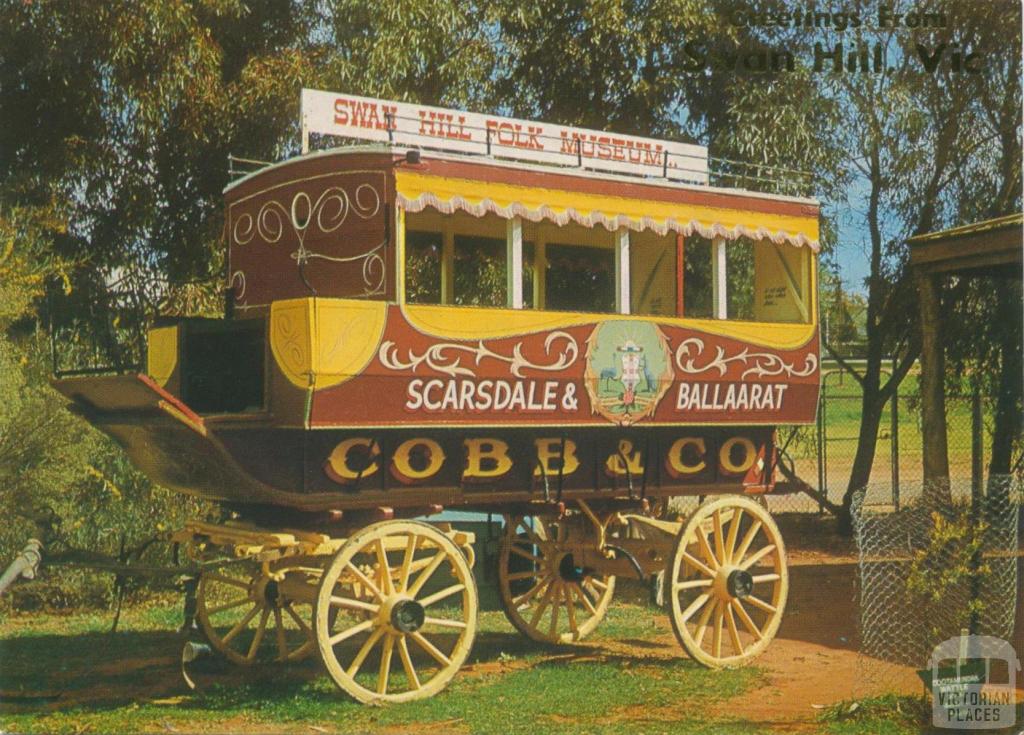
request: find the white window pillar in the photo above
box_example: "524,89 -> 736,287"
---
712,236 -> 727,319
507,217 -> 523,309
615,228 -> 630,314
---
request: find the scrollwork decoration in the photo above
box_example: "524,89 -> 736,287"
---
378,331 -> 579,378
674,337 -> 817,380
230,178 -> 386,295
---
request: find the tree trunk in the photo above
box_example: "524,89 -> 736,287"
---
838,392 -> 887,533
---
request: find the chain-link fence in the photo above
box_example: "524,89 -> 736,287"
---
768,368 -> 1010,515
850,477 -> 1021,692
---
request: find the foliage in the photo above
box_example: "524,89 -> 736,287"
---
904,507 -> 991,642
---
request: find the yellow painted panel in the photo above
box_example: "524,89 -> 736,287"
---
402,303 -> 815,350
270,298 -> 388,390
395,171 -> 819,247
147,326 -> 178,387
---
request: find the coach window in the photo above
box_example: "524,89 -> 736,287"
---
630,230 -> 677,316
752,238 -> 810,323
524,221 -> 616,313
727,237 -> 756,320
404,210 -> 507,307
682,235 -> 714,318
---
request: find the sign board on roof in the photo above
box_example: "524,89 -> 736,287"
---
301,89 -> 709,184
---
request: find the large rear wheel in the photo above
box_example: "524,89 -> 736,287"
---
313,521 -> 478,703
666,496 -> 788,668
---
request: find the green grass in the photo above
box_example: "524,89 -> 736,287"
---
0,600 -> 770,735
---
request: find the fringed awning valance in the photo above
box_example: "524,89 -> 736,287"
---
395,171 -> 819,251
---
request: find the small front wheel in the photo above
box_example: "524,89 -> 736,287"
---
497,515 -> 615,644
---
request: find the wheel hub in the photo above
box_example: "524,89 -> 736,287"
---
390,598 -> 426,633
558,553 -> 585,583
726,569 -> 754,599
262,579 -> 280,606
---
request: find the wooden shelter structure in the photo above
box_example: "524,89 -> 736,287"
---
909,213 -> 1023,482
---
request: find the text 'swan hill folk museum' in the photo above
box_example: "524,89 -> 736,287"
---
52,90 -> 821,703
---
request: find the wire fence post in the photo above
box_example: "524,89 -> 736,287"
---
817,381 -> 827,509
890,385 -> 900,511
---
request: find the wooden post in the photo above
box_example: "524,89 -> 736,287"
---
507,217 -> 523,309
615,228 -> 630,314
712,237 -> 727,319
917,270 -> 950,485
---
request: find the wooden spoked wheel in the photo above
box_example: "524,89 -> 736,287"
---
313,521 -> 478,703
196,562 -> 315,665
498,516 -> 615,644
666,496 -> 788,668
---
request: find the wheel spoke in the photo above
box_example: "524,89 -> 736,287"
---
376,538 -> 394,596
410,631 -> 451,667
694,526 -> 719,570
575,582 -> 597,615
529,580 -> 556,629
419,583 -> 465,608
207,596 -> 251,615
407,551 -> 447,597
330,595 -> 380,614
505,571 -> 539,581
345,562 -> 385,601
509,545 -> 542,563
587,577 -> 609,592
274,607 -> 288,660
724,508 -> 743,564
398,533 -> 419,593
347,626 -> 386,677
679,592 -> 711,623
397,635 -> 421,690
548,582 -> 561,637
733,519 -> 763,565
513,577 -> 549,607
329,618 -> 375,646
564,584 -> 578,635
731,599 -> 763,641
712,509 -> 726,566
679,550 -> 715,579
673,578 -> 712,592
751,573 -> 781,584
246,608 -> 270,661
205,573 -> 249,590
744,594 -> 777,614
693,598 -> 717,648
221,604 -> 260,644
712,603 -> 724,658
377,633 -> 394,695
739,544 -> 776,571
724,603 -> 744,656
423,616 -> 467,630
284,603 -> 312,636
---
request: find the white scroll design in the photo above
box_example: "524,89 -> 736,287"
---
674,337 -> 817,379
231,182 -> 385,295
378,331 -> 579,378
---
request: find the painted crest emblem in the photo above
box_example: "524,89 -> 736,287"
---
584,321 -> 674,425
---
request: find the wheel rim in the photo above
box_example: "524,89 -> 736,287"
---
667,496 -> 788,668
314,521 -> 478,703
196,563 -> 315,665
498,515 -> 615,644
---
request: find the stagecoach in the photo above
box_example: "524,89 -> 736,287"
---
52,91 -> 821,703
